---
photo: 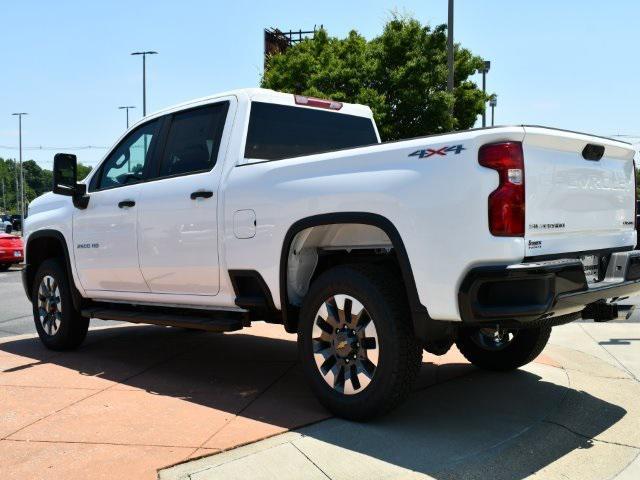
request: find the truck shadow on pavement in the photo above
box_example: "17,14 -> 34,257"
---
295,369 -> 628,479
0,324 -> 628,478
599,338 -> 640,345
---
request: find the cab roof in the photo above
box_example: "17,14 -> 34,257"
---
144,88 -> 374,121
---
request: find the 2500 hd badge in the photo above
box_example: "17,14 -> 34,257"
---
77,243 -> 99,249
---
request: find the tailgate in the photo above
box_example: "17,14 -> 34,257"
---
523,127 -> 636,258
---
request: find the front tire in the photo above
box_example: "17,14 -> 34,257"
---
32,258 -> 89,350
455,325 -> 551,371
0,264 -> 10,272
298,264 -> 421,420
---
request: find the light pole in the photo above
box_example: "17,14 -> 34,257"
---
447,0 -> 454,96
480,61 -> 491,127
489,95 -> 497,127
14,171 -> 18,215
11,112 -> 27,222
118,106 -> 136,129
131,51 -> 157,116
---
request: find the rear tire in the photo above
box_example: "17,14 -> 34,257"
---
32,258 -> 89,350
455,325 -> 551,371
298,264 -> 421,420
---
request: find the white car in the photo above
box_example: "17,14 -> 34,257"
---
22,88 -> 639,419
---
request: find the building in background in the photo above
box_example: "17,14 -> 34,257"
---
264,26 -> 320,68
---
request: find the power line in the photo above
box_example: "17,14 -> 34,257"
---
0,145 -> 107,151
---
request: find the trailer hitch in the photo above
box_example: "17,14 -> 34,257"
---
582,301 -> 635,322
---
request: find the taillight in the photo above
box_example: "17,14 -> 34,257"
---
294,95 -> 343,110
478,141 -> 525,237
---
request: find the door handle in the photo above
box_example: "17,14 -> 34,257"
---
190,190 -> 214,200
118,200 -> 136,208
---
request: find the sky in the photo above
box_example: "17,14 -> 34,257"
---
1,0 -> 639,169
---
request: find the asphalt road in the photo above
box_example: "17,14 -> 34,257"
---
1,265 -> 638,339
0,266 -> 121,338
0,266 -> 33,337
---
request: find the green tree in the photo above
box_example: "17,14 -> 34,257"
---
0,157 -> 92,214
262,16 -> 488,141
77,163 -> 92,180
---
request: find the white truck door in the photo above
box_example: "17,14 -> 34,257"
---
137,99 -> 233,295
73,119 -> 162,292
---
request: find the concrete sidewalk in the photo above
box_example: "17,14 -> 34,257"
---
160,322 -> 640,480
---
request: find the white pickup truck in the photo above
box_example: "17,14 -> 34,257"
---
23,88 -> 639,419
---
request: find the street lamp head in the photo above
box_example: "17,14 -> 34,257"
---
11,112 -> 28,116
118,106 -> 136,110
489,95 -> 497,107
131,51 -> 158,56
483,60 -> 491,73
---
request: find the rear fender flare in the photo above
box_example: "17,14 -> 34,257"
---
279,212 -> 430,334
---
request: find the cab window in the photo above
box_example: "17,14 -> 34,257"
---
92,119 -> 159,191
157,102 -> 229,178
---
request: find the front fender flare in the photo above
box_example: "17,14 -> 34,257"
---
24,229 -> 83,310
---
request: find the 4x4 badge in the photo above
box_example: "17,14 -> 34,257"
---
408,144 -> 466,158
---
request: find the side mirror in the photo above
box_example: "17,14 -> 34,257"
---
53,153 -> 78,196
53,153 -> 89,209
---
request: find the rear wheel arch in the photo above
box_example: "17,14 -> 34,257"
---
25,230 -> 82,309
279,212 -> 429,334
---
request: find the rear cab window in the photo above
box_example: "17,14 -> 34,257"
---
244,102 -> 378,161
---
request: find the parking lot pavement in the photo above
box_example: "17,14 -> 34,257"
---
0,320 -> 487,480
0,266 -> 35,336
1,271 -> 638,479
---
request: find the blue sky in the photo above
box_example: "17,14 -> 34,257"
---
1,0 -> 639,169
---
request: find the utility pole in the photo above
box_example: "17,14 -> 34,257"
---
480,61 -> 491,127
447,0 -> 454,96
118,106 -> 136,129
131,51 -> 157,116
12,113 -> 27,221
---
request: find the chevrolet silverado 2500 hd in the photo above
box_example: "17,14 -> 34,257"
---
22,88 -> 639,419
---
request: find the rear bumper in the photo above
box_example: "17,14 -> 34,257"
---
458,250 -> 640,325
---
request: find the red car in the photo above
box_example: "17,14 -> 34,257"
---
0,233 -> 23,271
